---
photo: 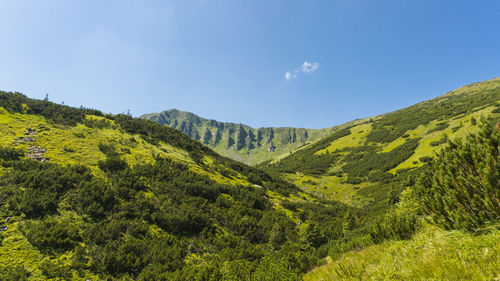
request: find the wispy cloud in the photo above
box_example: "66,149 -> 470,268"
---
285,61 -> 320,81
301,61 -> 319,73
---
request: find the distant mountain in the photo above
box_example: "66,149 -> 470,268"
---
141,109 -> 336,165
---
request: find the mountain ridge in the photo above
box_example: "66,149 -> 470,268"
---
141,109 -> 337,165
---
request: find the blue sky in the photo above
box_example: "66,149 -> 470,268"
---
0,0 -> 499,128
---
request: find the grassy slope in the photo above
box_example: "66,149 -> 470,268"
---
303,221 -> 500,281
273,77 -> 500,207
0,107 -> 247,186
295,78 -> 500,280
0,107 -> 242,280
142,109 -> 336,165
0,99 -> 311,280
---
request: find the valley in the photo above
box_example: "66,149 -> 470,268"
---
0,77 -> 499,280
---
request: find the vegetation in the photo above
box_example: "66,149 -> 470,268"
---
0,147 -> 322,279
0,77 -> 499,280
303,117 -> 500,281
142,109 -> 337,165
304,221 -> 500,281
0,91 -> 344,280
263,77 -> 500,206
415,119 -> 500,230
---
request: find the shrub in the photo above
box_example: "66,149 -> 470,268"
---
0,146 -> 24,161
98,156 -> 128,173
0,266 -> 31,281
22,218 -> 81,252
369,209 -> 420,243
414,119 -> 500,230
429,135 -> 448,147
98,142 -> 119,157
419,156 -> 433,163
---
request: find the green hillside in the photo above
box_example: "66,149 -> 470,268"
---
141,109 -> 336,165
0,91 -> 352,280
263,77 -> 500,280
0,77 -> 499,281
303,114 -> 500,281
264,77 -> 500,208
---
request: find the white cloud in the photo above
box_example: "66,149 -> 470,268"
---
301,61 -> 319,73
284,61 -> 320,81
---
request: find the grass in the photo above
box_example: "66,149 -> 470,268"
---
303,221 -> 500,281
387,106 -> 493,173
284,173 -> 374,208
0,218 -> 101,280
315,123 -> 372,155
0,107 -> 250,186
281,104 -> 500,207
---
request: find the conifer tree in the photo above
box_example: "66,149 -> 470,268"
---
414,119 -> 500,230
342,210 -> 355,236
388,185 -> 400,205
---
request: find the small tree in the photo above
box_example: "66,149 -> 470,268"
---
342,210 -> 355,236
388,185 -> 400,205
414,119 -> 500,230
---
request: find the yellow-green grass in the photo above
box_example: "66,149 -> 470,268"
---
284,173 -> 374,208
0,219 -> 100,280
315,123 -> 372,155
263,189 -> 309,226
303,221 -> 500,281
387,106 -> 495,173
268,118 -> 373,165
442,77 -> 500,97
0,107 -> 248,186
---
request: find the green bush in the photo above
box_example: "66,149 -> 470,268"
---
414,119 -> 500,230
98,156 -> 128,173
369,209 -> 420,243
0,266 -> 31,281
429,135 -> 448,147
22,218 -> 81,252
98,142 -> 119,157
0,146 -> 24,161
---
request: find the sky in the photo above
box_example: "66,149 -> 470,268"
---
0,0 -> 499,129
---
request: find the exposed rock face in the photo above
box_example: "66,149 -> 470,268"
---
141,109 -> 336,165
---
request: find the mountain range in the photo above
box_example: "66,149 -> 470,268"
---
141,109 -> 336,165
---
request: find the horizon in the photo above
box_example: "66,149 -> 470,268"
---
1,1 -> 499,128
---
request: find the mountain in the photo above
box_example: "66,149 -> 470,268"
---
141,109 -> 336,165
263,77 -> 500,209
0,91 -> 347,280
0,77 -> 499,280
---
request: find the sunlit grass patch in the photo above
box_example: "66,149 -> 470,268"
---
303,221 -> 500,281
315,123 -> 372,155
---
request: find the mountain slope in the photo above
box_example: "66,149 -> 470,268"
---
0,91 -> 342,280
263,77 -> 500,208
141,109 -> 336,165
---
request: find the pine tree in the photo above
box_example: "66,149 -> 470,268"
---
342,210 -> 355,236
388,185 -> 400,205
414,119 -> 500,230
